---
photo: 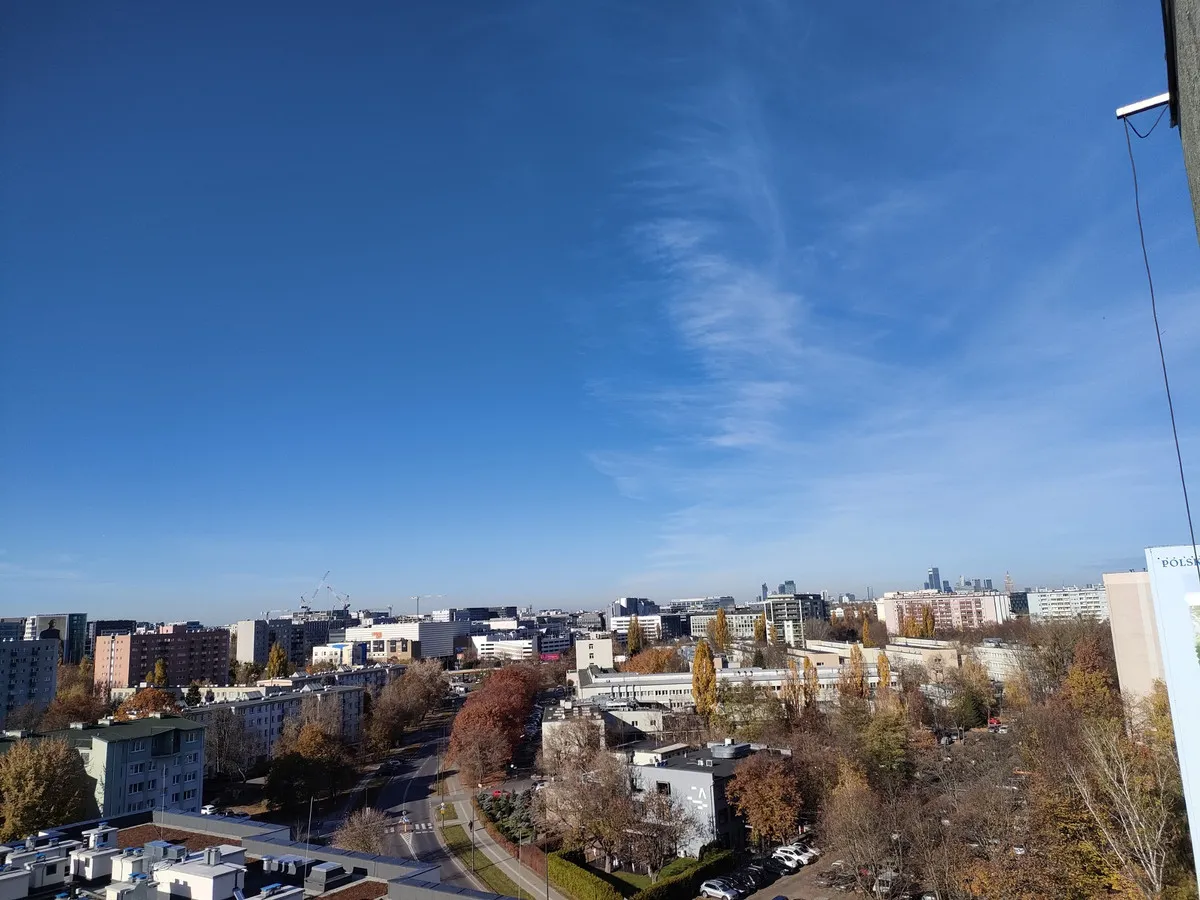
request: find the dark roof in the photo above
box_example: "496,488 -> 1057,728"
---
656,748 -> 743,779
41,715 -> 204,744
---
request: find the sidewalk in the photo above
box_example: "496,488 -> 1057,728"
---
443,776 -> 570,900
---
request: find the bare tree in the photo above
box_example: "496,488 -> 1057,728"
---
1066,717 -> 1181,900
541,717 -> 601,776
538,749 -> 636,872
333,807 -> 389,854
628,789 -> 698,880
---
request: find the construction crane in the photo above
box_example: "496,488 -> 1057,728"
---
324,583 -> 351,605
299,571 -> 331,612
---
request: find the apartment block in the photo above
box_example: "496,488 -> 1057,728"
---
32,715 -> 207,816
689,611 -> 763,642
184,684 -> 364,770
94,628 -> 231,689
0,638 -> 59,728
233,619 -> 332,668
880,590 -> 1011,633
1027,585 -> 1109,621
86,619 -> 137,659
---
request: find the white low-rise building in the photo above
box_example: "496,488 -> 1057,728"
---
310,642 -> 367,667
344,620 -> 469,662
0,831 -> 82,894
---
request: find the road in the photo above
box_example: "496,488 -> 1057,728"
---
368,721 -> 480,889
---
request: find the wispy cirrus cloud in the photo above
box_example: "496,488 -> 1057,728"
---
587,6 -> 1200,594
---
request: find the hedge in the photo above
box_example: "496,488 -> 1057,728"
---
548,850 -> 625,900
630,850 -> 736,900
472,795 -> 549,877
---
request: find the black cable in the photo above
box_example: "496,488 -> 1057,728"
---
1128,105 -> 1167,140
1123,118 -> 1200,577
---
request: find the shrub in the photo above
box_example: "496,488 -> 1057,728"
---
548,850 -> 624,900
631,851 -> 735,900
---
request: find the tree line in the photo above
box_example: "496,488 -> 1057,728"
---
447,664 -> 543,785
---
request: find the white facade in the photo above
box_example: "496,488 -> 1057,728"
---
471,633 -> 536,661
576,637 -> 614,670
1026,585 -> 1109,621
154,848 -> 245,900
609,615 -> 665,641
689,612 -> 761,641
311,642 -> 367,667
344,620 -> 468,661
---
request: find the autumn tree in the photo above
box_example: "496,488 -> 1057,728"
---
267,720 -> 354,810
691,640 -> 717,719
0,739 -> 94,840
712,679 -> 783,741
863,703 -> 912,792
875,651 -> 891,694
920,606 -> 936,638
947,657 -> 992,729
264,643 -> 290,678
622,647 -> 686,674
333,807 -> 389,854
448,663 -> 538,783
821,762 -> 891,895
838,644 -> 866,701
726,752 -> 803,846
860,618 -> 875,648
709,608 -> 731,653
114,687 -> 180,721
779,660 -> 804,726
802,656 -> 819,709
626,616 -> 644,655
201,708 -> 260,781
144,658 -> 168,687
753,613 -> 767,644
629,789 -> 698,880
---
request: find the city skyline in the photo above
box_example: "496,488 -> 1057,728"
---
3,4 -> 1198,620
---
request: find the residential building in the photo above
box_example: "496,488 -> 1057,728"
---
754,593 -> 827,624
1026,585 -> 1109,621
880,590 -> 1011,633
184,684 -> 365,769
608,614 -> 685,643
26,715 -> 207,816
343,620 -> 468,663
86,619 -> 137,659
689,611 -> 762,642
255,662 -> 405,694
0,618 -> 23,641
576,636 -> 614,670
94,628 -> 231,689
311,642 -> 368,667
1103,570 -> 1164,699
610,598 -> 659,619
21,613 -> 87,664
0,638 -> 59,728
233,619 -> 332,668
631,741 -> 757,855
970,641 -> 1027,683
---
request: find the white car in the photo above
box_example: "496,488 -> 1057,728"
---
200,805 -> 216,816
771,848 -> 803,869
781,844 -> 820,864
699,880 -> 740,900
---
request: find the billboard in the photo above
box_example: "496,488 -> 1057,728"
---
539,652 -> 561,662
1146,544 -> 1200,880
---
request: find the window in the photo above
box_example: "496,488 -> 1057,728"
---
655,782 -> 671,796
184,771 -> 197,782
132,740 -> 146,752
129,762 -> 145,775
128,782 -> 143,794
148,779 -> 157,790
171,792 -> 180,804
182,789 -> 196,801
184,732 -> 198,743
171,774 -> 180,785
46,864 -> 57,876
148,797 -> 156,807
184,753 -> 198,764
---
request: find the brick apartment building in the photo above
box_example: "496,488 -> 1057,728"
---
94,625 -> 231,689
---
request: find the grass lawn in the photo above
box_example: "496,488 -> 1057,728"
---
442,824 -> 524,899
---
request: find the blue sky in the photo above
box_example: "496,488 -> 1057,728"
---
3,2 -> 1199,620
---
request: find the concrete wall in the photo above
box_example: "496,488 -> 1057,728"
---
1104,571 -> 1164,698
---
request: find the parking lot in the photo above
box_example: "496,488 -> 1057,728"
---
739,863 -> 848,900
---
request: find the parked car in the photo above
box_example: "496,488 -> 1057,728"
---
200,805 -> 216,816
725,871 -> 758,892
771,848 -> 803,869
698,880 -> 740,900
760,858 -> 791,877
743,863 -> 774,884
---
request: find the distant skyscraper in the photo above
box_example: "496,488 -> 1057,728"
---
927,567 -> 942,594
761,583 -> 769,602
973,578 -> 982,591
984,578 -> 993,591
942,580 -> 951,593
782,580 -> 796,594
1004,572 -> 1015,594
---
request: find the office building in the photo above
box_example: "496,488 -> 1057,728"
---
29,715 -> 207,816
94,628 -> 231,689
664,597 -> 736,614
86,619 -> 137,658
0,638 -> 59,728
608,614 -> 685,644
1103,571 -> 1164,699
343,619 -> 468,663
761,584 -> 769,602
1008,591 -> 1029,616
880,590 -> 1011,633
21,613 -> 88,663
184,684 -> 364,768
1027,585 -> 1109,621
0,618 -> 25,640
925,567 -> 942,593
609,597 -> 659,619
756,593 -> 827,624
